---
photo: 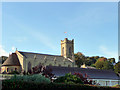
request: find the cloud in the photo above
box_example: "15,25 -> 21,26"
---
99,45 -> 118,61
0,45 -> 9,56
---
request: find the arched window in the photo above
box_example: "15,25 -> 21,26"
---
62,47 -> 64,56
7,68 -> 9,72
15,68 -> 17,71
69,47 -> 71,55
28,61 -> 32,73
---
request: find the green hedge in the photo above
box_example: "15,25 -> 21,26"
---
2,80 -> 119,90
9,74 -> 51,84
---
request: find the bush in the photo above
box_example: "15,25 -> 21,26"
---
9,74 -> 51,84
8,71 -> 20,74
2,80 -> 120,90
54,73 -> 83,84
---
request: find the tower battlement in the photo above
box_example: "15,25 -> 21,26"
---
61,38 -> 74,59
61,38 -> 74,43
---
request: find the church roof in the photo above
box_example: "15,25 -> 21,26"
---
18,51 -> 63,58
46,66 -> 120,80
2,53 -> 21,66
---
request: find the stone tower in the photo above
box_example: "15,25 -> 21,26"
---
61,38 -> 74,59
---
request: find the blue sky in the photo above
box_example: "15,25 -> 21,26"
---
1,2 -> 118,62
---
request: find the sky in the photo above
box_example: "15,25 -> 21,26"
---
1,2 -> 118,62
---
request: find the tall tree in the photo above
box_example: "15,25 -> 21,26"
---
114,62 -> 120,73
95,58 -> 114,70
74,52 -> 86,67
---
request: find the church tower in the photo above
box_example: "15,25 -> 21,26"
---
61,38 -> 74,59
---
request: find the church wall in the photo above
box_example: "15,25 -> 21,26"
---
23,54 -> 74,72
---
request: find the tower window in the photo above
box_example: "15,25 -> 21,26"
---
69,47 -> 71,55
62,47 -> 64,56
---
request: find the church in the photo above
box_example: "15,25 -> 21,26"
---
1,38 -> 75,73
1,38 -> 120,86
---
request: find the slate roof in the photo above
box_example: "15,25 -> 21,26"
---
19,51 -> 63,58
46,66 -> 120,80
2,53 -> 21,66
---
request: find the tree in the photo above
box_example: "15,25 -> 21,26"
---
73,72 -> 94,85
108,58 -> 116,64
114,62 -> 120,73
54,73 -> 83,84
95,58 -> 114,70
103,61 -> 113,70
74,52 -> 86,67
95,60 -> 104,69
0,56 -> 8,64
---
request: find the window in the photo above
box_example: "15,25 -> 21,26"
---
15,68 -> 17,71
28,61 -> 32,73
68,65 -> 71,67
59,64 -> 61,67
62,47 -> 64,56
69,47 -> 71,55
7,68 -> 9,72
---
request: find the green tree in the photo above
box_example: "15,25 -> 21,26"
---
114,62 -> 120,73
54,73 -> 83,84
103,61 -> 113,70
95,60 -> 104,69
95,58 -> 114,70
108,58 -> 116,64
74,52 -> 86,67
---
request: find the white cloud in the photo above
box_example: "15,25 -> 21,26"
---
99,45 -> 118,62
0,45 -> 9,57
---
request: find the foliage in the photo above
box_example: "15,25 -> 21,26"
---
74,52 -> 115,70
108,58 -> 116,64
8,71 -> 20,74
9,74 -> 51,84
102,61 -> 113,70
2,80 -> 120,90
25,64 -> 55,80
73,72 -> 94,85
114,62 -> 120,73
95,58 -> 114,70
54,73 -> 83,84
74,52 -> 86,67
0,56 -> 8,64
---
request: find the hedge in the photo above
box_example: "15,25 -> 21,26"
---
2,80 -> 120,90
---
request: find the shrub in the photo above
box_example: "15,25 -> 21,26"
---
8,71 -> 20,74
2,80 -> 120,90
9,74 -> 51,84
73,72 -> 94,85
54,73 -> 83,84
